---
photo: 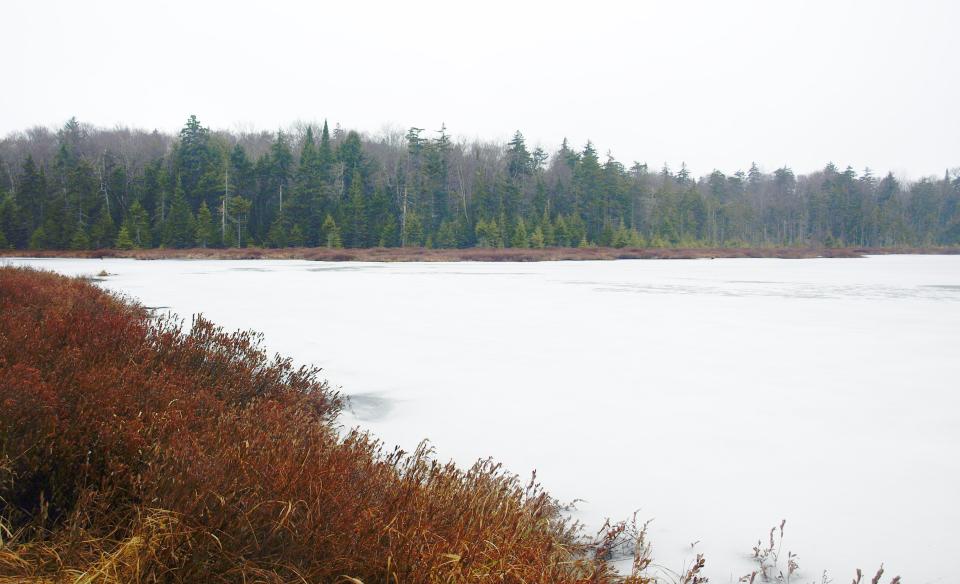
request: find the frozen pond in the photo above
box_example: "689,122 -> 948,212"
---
5,255 -> 959,583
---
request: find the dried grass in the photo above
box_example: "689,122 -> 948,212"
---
0,266 -> 652,583
6,245 -> 956,263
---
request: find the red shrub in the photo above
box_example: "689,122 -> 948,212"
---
0,267 -> 640,583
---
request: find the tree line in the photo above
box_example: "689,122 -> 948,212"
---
0,116 -> 958,251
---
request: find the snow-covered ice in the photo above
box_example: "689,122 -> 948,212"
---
5,255 -> 959,583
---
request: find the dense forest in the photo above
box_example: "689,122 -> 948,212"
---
0,116 -> 958,251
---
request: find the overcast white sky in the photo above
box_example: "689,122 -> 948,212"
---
2,0 -> 957,177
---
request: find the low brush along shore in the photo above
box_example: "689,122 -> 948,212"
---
0,266 -> 905,583
0,266 -> 651,583
2,245 -> 958,261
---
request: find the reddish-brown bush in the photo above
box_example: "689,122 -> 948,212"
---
0,267 -> 643,583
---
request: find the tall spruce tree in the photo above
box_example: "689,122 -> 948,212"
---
165,179 -> 195,248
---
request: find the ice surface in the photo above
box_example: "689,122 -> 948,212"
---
5,255 -> 959,583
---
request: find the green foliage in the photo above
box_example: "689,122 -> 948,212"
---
69,227 -> 90,250
225,197 -> 252,248
89,205 -> 115,249
164,180 -> 195,248
0,192 -> 26,248
115,225 -> 134,249
379,214 -> 398,247
267,212 -> 288,248
530,226 -> 546,248
436,220 -> 458,248
322,214 -> 342,248
125,201 -> 151,248
475,218 -> 501,247
612,221 -> 644,248
402,210 -> 423,247
511,217 -> 529,248
344,170 -> 366,247
194,201 -> 216,248
2,115 -> 958,252
289,224 -> 306,247
29,226 -> 47,250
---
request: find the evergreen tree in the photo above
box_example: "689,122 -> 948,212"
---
344,170 -> 367,247
125,201 -> 151,248
17,156 -> 47,231
115,225 -> 134,249
29,226 -> 47,250
322,214 -> 342,248
540,211 -> 556,246
267,211 -> 288,248
69,227 -> 90,250
530,225 -> 545,248
318,120 -> 334,183
379,214 -> 398,247
338,131 -> 364,176
165,179 -> 195,248
475,218 -> 500,247
436,220 -> 457,248
89,205 -> 115,249
195,201 -> 215,247
402,210 -> 423,246
0,192 -> 27,248
506,131 -> 532,179
295,126 -> 323,238
511,217 -> 529,248
175,115 -> 217,208
288,224 -> 306,247
226,197 -> 252,247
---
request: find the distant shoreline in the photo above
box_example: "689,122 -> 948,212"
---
2,246 -> 958,262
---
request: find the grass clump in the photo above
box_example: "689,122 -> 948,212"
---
0,266 -> 648,583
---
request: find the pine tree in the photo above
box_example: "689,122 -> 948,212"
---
165,179 -> 195,248
29,226 -> 47,250
475,218 -> 500,247
322,214 -> 342,248
115,225 -> 134,249
402,210 -> 423,246
70,227 -> 90,250
125,201 -> 151,248
17,156 -> 47,232
318,120 -> 334,183
530,226 -> 545,248
554,216 -> 569,247
612,220 -> 631,248
345,170 -> 366,247
226,197 -> 252,247
511,217 -> 529,248
506,131 -> 532,179
338,131 -> 364,176
289,224 -> 305,247
194,201 -> 215,247
175,115 -> 216,208
89,205 -> 115,249
295,126 -> 323,239
0,193 -> 27,248
267,212 -> 288,248
379,214 -> 398,247
436,220 -> 457,248
541,211 -> 556,246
